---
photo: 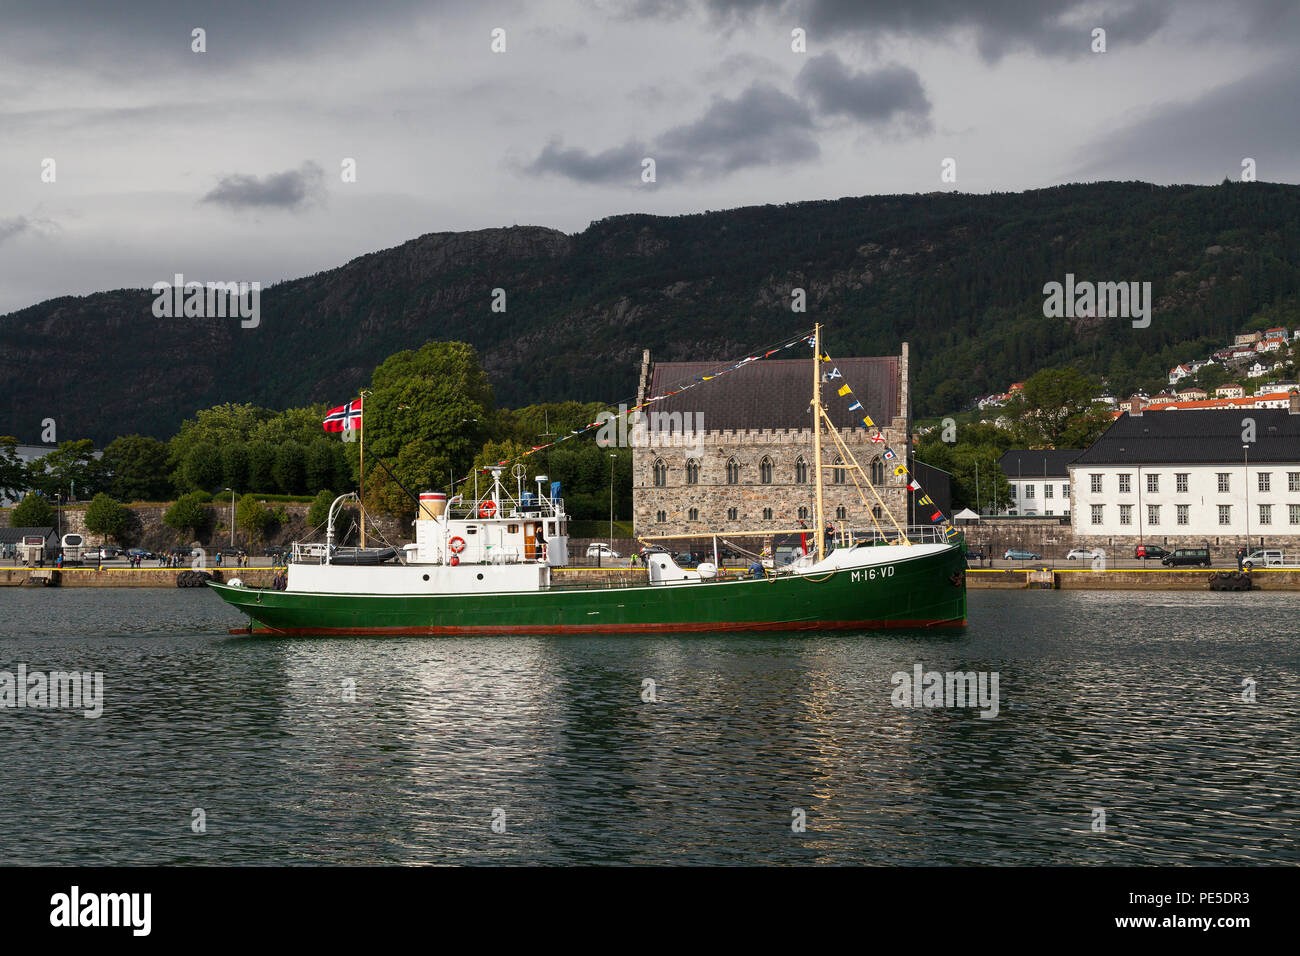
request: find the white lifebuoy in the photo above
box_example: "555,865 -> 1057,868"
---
448,536 -> 467,554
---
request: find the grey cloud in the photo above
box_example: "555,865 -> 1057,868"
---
1074,57 -> 1300,184
660,84 -> 817,173
0,217 -> 31,244
526,140 -> 650,185
796,53 -> 931,129
526,83 -> 817,184
647,0 -> 1300,61
202,161 -> 326,210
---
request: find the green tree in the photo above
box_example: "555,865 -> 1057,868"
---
0,437 -> 27,502
354,341 -> 494,514
272,442 -> 306,495
163,493 -> 209,539
220,442 -> 250,491
307,488 -> 341,537
84,493 -> 129,543
235,494 -> 272,546
10,493 -> 54,527
1006,367 -> 1104,448
247,441 -> 277,492
248,405 -> 328,446
25,439 -> 106,499
103,435 -> 171,501
180,442 -> 222,492
305,439 -> 346,494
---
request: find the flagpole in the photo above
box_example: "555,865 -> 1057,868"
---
359,394 -> 367,549
813,323 -> 825,562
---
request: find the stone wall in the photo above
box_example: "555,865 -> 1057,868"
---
957,518 -> 1076,557
45,501 -> 409,551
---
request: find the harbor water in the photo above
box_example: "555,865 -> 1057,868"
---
1,588 -> 1296,865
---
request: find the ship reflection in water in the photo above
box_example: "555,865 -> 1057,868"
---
0,588 -> 1296,865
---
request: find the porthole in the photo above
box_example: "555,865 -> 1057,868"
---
422,574 -> 429,581
477,573 -> 484,580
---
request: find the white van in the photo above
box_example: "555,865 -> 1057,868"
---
1243,549 -> 1299,569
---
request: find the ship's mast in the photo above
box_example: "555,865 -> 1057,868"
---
812,323 -> 826,561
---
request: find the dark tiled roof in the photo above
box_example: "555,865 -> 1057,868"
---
1073,409 -> 1300,464
0,526 -> 56,544
646,357 -> 899,431
998,449 -> 1083,478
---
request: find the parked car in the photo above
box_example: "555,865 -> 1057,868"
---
964,547 -> 985,561
1162,547 -> 1212,568
127,547 -> 156,560
585,543 -> 620,559
82,548 -> 103,562
101,546 -> 124,559
1242,549 -> 1298,569
1065,548 -> 1097,561
1135,544 -> 1171,559
1004,548 -> 1042,561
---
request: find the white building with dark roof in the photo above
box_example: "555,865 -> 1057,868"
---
1070,396 -> 1300,550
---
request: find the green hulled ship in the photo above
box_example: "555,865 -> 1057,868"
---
208,325 -> 968,634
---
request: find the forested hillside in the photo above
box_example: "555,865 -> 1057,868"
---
3,180 -> 1298,444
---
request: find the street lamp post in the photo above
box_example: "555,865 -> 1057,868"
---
609,454 -> 617,547
1243,445 -> 1250,551
224,487 -> 235,548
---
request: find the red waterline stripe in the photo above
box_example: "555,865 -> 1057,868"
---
229,618 -> 966,636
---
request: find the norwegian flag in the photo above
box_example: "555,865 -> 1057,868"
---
323,398 -> 363,433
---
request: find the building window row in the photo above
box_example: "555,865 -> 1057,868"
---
652,454 -> 893,487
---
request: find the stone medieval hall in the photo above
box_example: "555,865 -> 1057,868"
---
631,343 -> 916,537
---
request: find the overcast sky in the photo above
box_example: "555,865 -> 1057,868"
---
1,0 -> 1297,314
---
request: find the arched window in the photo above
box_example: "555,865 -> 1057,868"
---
688,507 -> 699,521
872,505 -> 882,519
870,457 -> 884,485
835,505 -> 847,520
726,457 -> 740,484
726,507 -> 738,521
685,459 -> 700,485
656,510 -> 666,523
653,458 -> 667,487
759,456 -> 774,484
832,456 -> 846,485
797,506 -> 808,520
794,457 -> 808,483
762,507 -> 773,520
